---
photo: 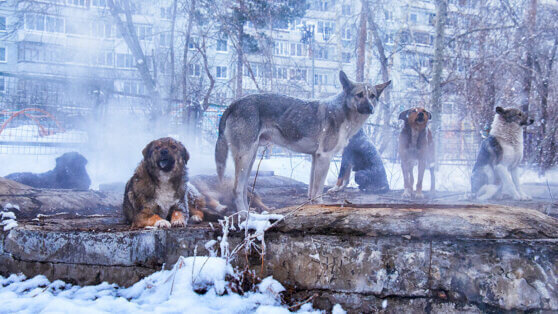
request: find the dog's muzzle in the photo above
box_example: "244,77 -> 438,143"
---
358,103 -> 374,115
416,112 -> 426,123
521,118 -> 535,126
157,150 -> 175,172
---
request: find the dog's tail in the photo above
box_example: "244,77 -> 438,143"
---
215,107 -> 232,182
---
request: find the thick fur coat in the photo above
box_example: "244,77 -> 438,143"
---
5,152 -> 91,190
398,107 -> 436,198
215,71 -> 390,212
123,137 -> 190,228
471,106 -> 534,200
328,129 -> 389,193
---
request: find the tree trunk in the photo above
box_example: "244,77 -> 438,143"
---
367,6 -> 391,154
168,0 -> 178,107
430,0 -> 448,157
356,0 -> 368,82
107,0 -> 163,122
181,0 -> 196,134
520,0 -> 537,114
235,25 -> 244,98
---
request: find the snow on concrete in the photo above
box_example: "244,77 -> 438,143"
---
0,256 -> 321,313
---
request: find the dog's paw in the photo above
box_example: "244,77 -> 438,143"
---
402,189 -> 412,198
327,185 -> 343,194
189,215 -> 203,224
153,219 -> 171,229
415,191 -> 425,199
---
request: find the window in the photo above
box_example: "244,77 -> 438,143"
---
315,45 -> 329,60
67,0 -> 87,7
160,7 -> 173,19
273,67 -> 287,80
0,17 -> 5,32
341,27 -> 351,40
409,13 -> 417,24
289,68 -> 307,81
341,52 -> 351,63
46,16 -> 64,33
317,21 -> 334,40
159,32 -> 171,47
216,66 -> 227,78
216,39 -> 227,52
274,41 -> 289,56
188,63 -> 201,77
121,80 -> 145,95
25,14 -> 44,31
92,51 -> 113,66
0,47 -> 6,63
428,13 -> 436,25
91,0 -> 107,8
342,5 -> 351,16
26,14 -> 64,33
135,25 -> 152,41
116,53 -> 134,68
314,73 -> 328,85
0,76 -> 4,92
318,0 -> 329,11
384,10 -> 393,21
92,22 -> 112,38
188,36 -> 198,50
290,43 -> 306,56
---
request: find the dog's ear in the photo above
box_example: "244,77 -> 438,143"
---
142,141 -> 154,159
339,71 -> 353,91
374,80 -> 391,98
495,106 -> 505,115
181,146 -> 190,164
398,109 -> 411,121
426,110 -> 432,120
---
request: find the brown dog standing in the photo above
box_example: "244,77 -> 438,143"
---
123,137 -> 190,228
398,107 -> 435,198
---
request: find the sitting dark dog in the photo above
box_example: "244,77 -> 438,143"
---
328,129 -> 389,194
5,152 -> 91,190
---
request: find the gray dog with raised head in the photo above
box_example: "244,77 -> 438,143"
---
471,106 -> 534,200
215,71 -> 390,212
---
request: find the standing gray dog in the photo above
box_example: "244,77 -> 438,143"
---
215,71 -> 390,212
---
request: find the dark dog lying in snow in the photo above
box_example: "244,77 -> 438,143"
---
328,129 -> 389,194
5,152 -> 91,190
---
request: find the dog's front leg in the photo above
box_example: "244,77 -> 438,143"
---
416,160 -> 426,198
510,167 -> 531,201
133,208 -> 171,229
494,164 -> 521,200
172,201 -> 193,226
401,161 -> 413,198
309,154 -> 331,203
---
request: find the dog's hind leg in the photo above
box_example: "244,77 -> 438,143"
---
416,160 -> 426,198
511,167 -> 531,200
232,145 -> 258,213
494,164 -> 521,200
401,162 -> 413,198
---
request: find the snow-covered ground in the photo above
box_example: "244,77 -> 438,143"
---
0,256 -> 325,314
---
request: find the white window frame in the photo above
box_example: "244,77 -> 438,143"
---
216,39 -> 227,52
216,65 -> 227,79
0,16 -> 6,32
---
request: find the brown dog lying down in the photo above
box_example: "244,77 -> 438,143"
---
123,137 -> 190,228
187,174 -> 271,222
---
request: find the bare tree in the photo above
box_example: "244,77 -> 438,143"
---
430,0 -> 448,151
107,0 -> 163,121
